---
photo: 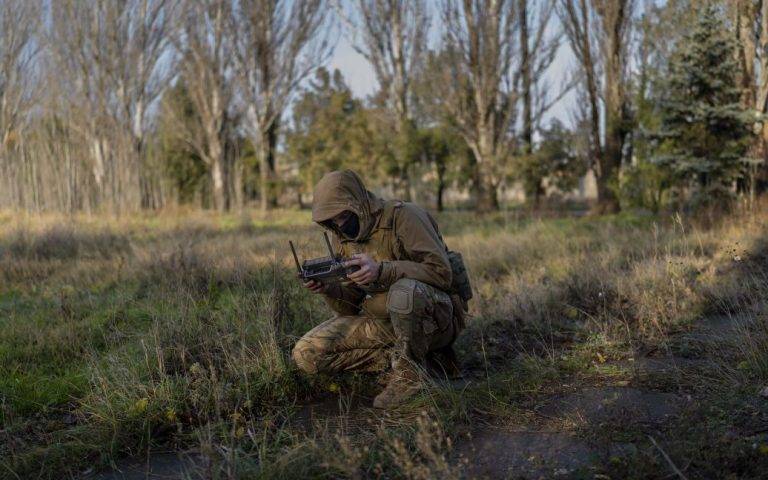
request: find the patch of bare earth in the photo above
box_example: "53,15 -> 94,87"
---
455,429 -> 600,479
453,385 -> 683,479
83,312 -> 755,480
82,452 -> 207,480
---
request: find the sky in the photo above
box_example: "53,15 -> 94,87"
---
324,9 -> 579,132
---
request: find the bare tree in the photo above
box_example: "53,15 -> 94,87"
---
758,2 -> 768,135
732,0 -> 761,200
597,0 -> 634,213
231,0 -> 332,211
0,0 -> 41,209
174,0 -> 235,211
734,0 -> 758,106
334,0 -> 429,198
737,1 -> 768,149
440,0 -> 519,212
50,0 -> 176,212
519,0 -> 562,153
517,0 -> 570,205
559,0 -> 635,213
560,0 -> 602,203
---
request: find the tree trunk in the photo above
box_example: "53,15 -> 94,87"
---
737,0 -> 758,106
475,166 -> 499,212
401,165 -> 413,202
519,0 -> 533,156
210,153 -> 228,212
758,0 -> 768,185
534,180 -> 545,209
471,111 -> 501,212
482,185 -> 499,212
735,0 -> 763,197
578,0 -> 607,212
759,0 -> 768,115
391,5 -> 414,203
259,118 -> 279,211
228,135 -> 243,211
598,3 -> 626,215
436,162 -> 446,212
136,137 -> 157,211
90,137 -> 106,198
601,113 -> 622,214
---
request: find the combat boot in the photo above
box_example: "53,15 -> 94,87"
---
372,359 -> 421,409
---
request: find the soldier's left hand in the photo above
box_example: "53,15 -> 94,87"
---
344,253 -> 380,285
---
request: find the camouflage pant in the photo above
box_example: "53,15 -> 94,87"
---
292,279 -> 455,375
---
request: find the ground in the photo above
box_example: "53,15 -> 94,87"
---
1,205 -> 767,479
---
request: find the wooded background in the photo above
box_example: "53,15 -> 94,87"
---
0,0 -> 765,214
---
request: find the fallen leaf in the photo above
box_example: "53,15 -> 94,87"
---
596,352 -> 606,363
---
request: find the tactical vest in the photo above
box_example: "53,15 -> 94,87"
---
340,200 -> 472,328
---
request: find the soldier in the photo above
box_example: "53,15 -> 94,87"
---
291,169 -> 469,409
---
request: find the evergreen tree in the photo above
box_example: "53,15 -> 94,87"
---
655,3 -> 754,203
285,68 -> 374,194
516,120 -> 585,206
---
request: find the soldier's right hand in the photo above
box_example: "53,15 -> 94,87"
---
303,279 -> 326,294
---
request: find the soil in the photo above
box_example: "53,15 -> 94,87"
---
83,452 -> 206,480
84,314 -> 745,480
455,430 -> 599,479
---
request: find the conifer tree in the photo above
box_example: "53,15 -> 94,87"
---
655,3 -> 754,203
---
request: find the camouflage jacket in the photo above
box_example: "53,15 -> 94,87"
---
311,170 -> 452,318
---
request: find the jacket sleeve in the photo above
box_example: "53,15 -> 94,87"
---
322,282 -> 366,316
377,204 -> 452,291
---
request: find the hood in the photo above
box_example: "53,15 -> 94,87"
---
312,170 -> 384,242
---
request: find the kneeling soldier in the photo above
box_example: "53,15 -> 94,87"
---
292,170 -> 469,409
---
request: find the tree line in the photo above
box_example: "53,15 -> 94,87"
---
0,0 -> 765,214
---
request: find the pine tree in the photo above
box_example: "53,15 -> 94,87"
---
655,3 -> 754,203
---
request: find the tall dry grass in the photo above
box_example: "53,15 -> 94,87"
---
2,206 -> 768,478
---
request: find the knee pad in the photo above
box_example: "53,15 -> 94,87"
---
386,278 -> 453,342
386,278 -> 418,316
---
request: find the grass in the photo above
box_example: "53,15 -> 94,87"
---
1,205 -> 768,478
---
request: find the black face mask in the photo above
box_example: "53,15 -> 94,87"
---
339,213 -> 360,239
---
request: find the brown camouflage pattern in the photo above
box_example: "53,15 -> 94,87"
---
292,279 -> 455,374
292,170 -> 458,376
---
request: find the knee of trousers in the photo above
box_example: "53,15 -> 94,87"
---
386,278 -> 453,343
291,338 -> 321,375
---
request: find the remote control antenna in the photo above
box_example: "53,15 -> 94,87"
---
289,241 -> 302,274
323,231 -> 335,259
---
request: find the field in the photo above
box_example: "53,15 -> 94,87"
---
2,205 -> 768,479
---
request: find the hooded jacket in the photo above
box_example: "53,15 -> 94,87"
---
312,170 -> 452,317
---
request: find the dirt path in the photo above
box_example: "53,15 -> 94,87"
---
83,314 -> 753,480
454,384 -> 684,479
83,452 -> 206,480
449,313 -> 758,479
